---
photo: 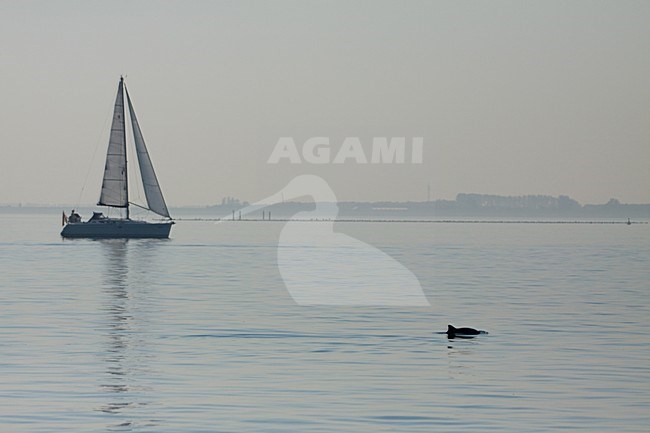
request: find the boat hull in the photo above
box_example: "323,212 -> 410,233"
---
61,219 -> 173,239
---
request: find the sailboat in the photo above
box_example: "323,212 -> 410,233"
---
61,77 -> 174,238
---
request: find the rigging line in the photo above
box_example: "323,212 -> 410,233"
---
74,88 -> 115,210
124,86 -> 144,205
128,201 -> 150,212
128,201 -> 173,220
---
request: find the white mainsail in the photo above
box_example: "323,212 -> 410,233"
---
125,86 -> 171,218
98,78 -> 128,208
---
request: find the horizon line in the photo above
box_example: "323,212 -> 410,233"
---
3,197 -> 650,208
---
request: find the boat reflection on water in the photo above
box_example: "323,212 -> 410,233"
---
96,239 -> 160,430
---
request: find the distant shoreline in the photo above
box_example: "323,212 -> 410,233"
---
177,218 -> 647,224
2,193 -> 650,219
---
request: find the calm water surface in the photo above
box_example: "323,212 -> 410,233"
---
1,211 -> 649,432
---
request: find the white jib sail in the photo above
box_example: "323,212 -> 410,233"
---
98,78 -> 128,208
125,86 -> 171,218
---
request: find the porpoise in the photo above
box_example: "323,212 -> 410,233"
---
445,324 -> 488,338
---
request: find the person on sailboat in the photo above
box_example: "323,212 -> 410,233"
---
69,209 -> 81,223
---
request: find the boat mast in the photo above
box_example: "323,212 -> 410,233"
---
121,76 -> 130,220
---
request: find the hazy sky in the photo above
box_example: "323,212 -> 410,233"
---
1,0 -> 648,206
